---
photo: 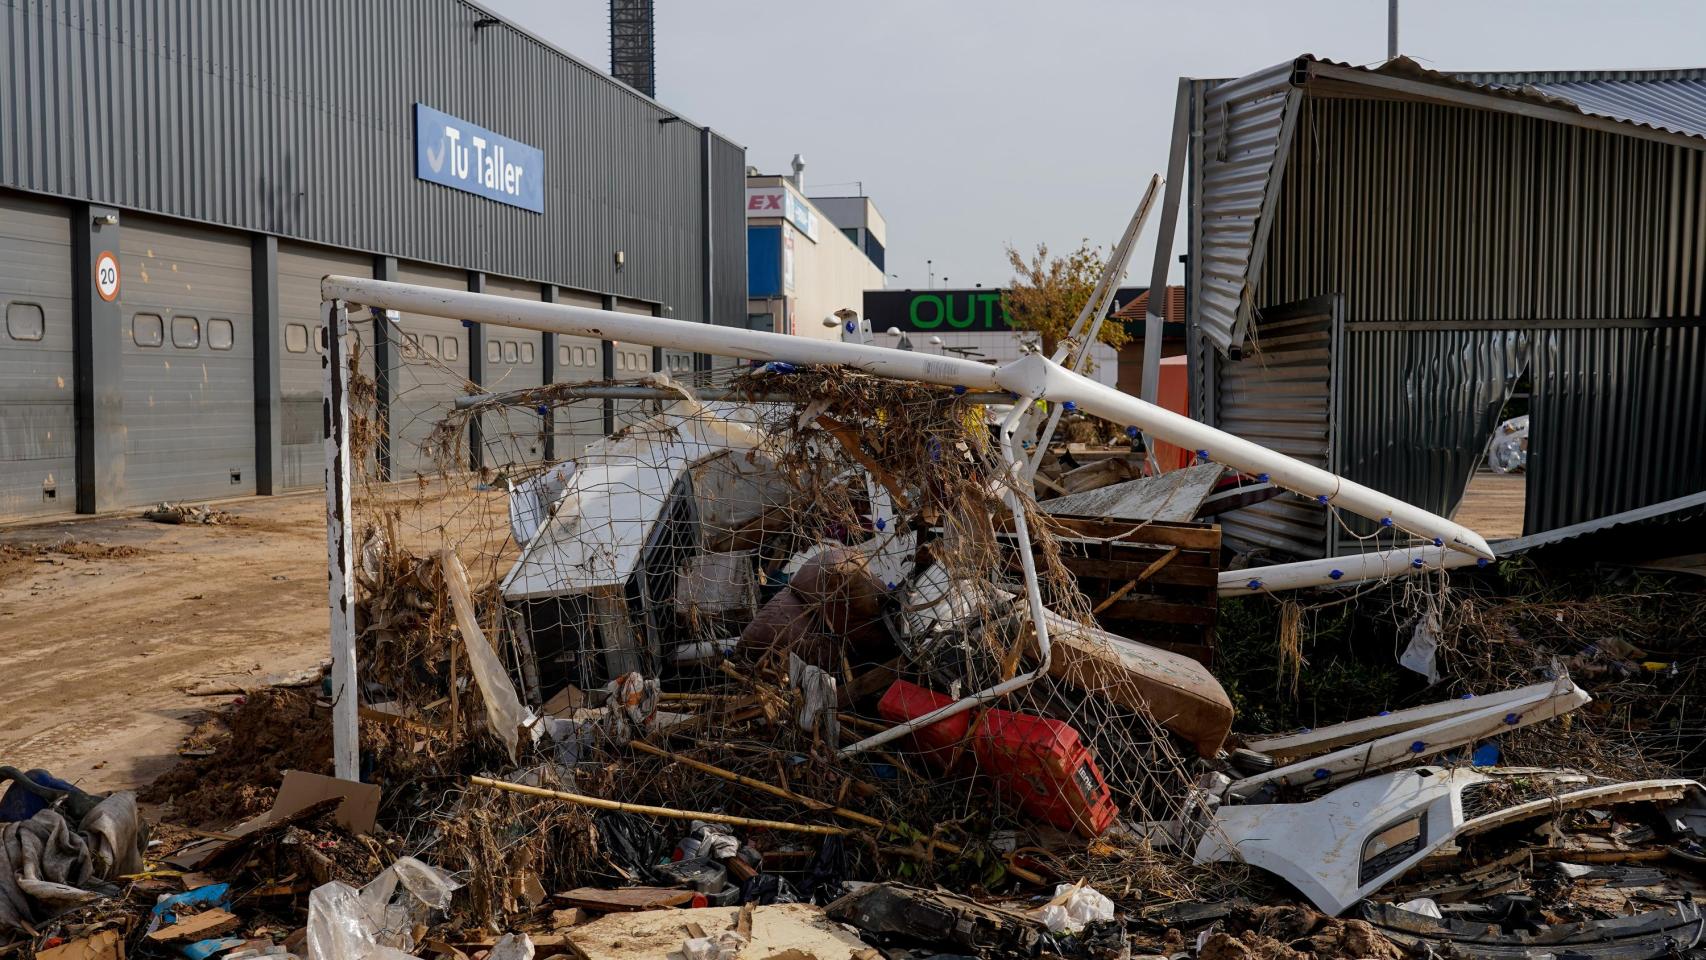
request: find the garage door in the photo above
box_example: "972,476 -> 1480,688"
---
480,278 -> 548,466
277,242 -> 373,490
391,263 -> 471,479
553,289 -> 606,460
0,193 -> 75,520
120,217 -> 255,506
611,298 -> 656,430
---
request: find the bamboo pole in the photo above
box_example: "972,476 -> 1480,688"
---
629,741 -> 1047,885
468,776 -> 849,836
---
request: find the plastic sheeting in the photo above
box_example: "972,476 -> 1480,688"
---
305,857 -> 457,960
443,550 -> 529,761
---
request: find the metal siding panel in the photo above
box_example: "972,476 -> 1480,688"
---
1526,323 -> 1706,532
1191,60 -> 1301,356
0,191 -> 76,519
1334,326 -> 1525,548
276,240 -> 371,489
1244,92 -> 1706,540
118,215 -> 256,505
1212,301 -> 1334,557
0,0 -> 743,329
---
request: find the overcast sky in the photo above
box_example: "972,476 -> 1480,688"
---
485,0 -> 1706,290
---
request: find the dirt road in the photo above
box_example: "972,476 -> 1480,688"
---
0,494 -> 331,794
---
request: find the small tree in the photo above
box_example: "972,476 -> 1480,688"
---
1002,240 -> 1131,361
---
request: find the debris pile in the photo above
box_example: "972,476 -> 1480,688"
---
6,361 -> 1703,960
143,503 -> 235,525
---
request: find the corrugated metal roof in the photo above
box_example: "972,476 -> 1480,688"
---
1426,62 -> 1706,143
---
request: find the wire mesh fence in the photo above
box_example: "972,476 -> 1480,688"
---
330,306 -> 1217,911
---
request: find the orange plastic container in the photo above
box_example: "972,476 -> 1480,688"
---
877,680 -> 1119,837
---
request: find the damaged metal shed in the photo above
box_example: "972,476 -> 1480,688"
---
1182,56 -> 1706,557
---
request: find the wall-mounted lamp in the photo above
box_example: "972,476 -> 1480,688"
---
93,213 -> 118,226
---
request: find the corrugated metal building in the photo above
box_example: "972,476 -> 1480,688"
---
0,0 -> 745,521
1184,56 -> 1706,557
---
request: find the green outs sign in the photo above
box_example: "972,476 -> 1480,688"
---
863,287 -> 1146,334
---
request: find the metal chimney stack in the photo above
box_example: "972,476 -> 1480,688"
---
610,0 -> 655,97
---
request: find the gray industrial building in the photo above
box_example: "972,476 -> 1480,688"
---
0,0 -> 746,523
1185,56 -> 1706,558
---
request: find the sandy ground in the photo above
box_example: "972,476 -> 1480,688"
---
0,494 -> 332,795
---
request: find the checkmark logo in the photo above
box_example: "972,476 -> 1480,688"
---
426,138 -> 447,174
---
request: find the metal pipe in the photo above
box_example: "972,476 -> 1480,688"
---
1025,175 -> 1162,478
320,300 -> 360,782
994,354 -> 1495,559
836,399 -> 1054,757
318,277 -> 1494,558
1387,0 -> 1399,59
452,384 -> 1018,409
1220,544 -> 1487,596
1142,81 -> 1192,409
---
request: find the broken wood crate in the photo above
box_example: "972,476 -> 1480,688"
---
1008,516 -> 1221,666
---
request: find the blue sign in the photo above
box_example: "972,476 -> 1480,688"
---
414,103 -> 544,213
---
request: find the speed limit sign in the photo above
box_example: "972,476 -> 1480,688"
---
94,251 -> 120,302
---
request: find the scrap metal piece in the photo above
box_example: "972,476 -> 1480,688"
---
1039,461 -> 1225,523
825,883 -> 1043,956
1196,766 -> 1706,916
1224,674 -> 1590,798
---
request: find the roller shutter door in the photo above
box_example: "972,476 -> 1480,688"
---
0,193 -> 75,520
480,278 -> 547,466
277,243 -> 373,490
120,217 -> 255,505
611,298 -> 656,430
552,289 -> 605,460
391,263 -> 471,479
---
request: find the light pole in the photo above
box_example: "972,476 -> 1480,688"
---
926,260 -> 934,289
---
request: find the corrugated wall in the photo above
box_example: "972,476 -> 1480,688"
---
1244,93 -> 1706,539
1333,327 -> 1526,547
1213,299 -> 1335,557
709,136 -> 748,328
1527,323 -> 1706,532
1261,96 -> 1696,322
0,0 -> 744,325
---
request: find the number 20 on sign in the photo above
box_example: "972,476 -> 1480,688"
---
95,251 -> 120,302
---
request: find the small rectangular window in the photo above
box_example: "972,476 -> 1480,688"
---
171,316 -> 200,348
208,318 -> 234,350
284,323 -> 309,353
520,341 -> 535,364
314,323 -> 327,355
617,352 -> 628,371
133,313 -> 164,347
6,303 -> 45,341
442,336 -> 459,361
503,340 -> 518,364
423,334 -> 440,358
487,340 -> 501,364
558,345 -> 570,366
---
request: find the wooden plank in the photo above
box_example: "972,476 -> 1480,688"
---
1059,555 -> 1218,588
1098,596 -> 1218,626
147,910 -> 241,943
554,887 -> 697,912
1045,516 -> 1222,550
